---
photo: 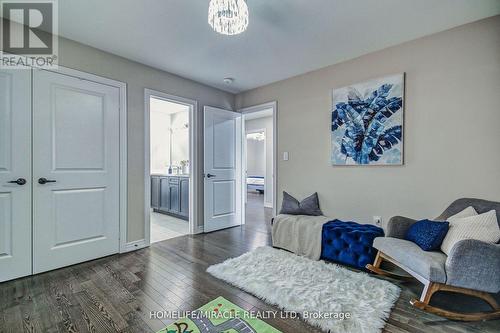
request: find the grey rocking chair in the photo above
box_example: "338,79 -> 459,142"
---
366,198 -> 500,321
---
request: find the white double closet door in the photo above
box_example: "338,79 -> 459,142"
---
0,68 -> 120,282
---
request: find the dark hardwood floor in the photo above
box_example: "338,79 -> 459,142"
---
1,193 -> 499,333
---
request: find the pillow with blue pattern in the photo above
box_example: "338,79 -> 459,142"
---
405,219 -> 449,251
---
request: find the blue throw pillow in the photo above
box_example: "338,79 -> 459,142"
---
405,219 -> 449,251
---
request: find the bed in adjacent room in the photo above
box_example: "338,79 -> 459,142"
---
247,176 -> 264,193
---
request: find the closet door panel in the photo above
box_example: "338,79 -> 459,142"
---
32,69 -> 120,274
0,69 -> 32,282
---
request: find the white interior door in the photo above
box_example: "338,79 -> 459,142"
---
0,69 -> 32,282
204,106 -> 242,232
33,69 -> 120,273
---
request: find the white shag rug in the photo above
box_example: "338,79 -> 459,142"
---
207,246 -> 400,333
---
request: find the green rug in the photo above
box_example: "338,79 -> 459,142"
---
157,296 -> 281,333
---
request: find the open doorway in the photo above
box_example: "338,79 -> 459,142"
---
241,103 -> 277,231
145,90 -> 197,244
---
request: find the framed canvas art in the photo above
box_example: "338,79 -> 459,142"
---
331,73 -> 404,165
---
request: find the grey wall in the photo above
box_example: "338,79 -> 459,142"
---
236,16 -> 500,226
58,37 -> 234,242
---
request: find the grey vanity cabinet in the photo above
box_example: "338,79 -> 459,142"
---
151,175 -> 189,220
151,176 -> 160,209
179,178 -> 189,217
168,178 -> 180,214
159,177 -> 171,212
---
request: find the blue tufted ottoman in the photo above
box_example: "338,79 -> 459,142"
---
321,220 -> 384,270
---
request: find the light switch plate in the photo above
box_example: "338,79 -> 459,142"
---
283,152 -> 289,161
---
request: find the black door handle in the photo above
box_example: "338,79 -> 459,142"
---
38,177 -> 57,185
206,173 -> 216,178
8,178 -> 27,185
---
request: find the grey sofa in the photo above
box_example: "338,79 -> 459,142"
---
368,198 -> 500,321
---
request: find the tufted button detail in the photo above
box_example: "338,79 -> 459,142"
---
320,219 -> 384,270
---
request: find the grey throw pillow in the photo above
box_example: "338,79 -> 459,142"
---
279,191 -> 323,216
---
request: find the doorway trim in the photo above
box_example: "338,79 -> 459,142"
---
144,89 -> 198,246
239,101 -> 278,221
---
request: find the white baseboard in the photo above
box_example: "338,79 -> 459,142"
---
264,203 -> 273,208
120,239 -> 148,253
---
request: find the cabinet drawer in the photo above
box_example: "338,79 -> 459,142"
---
168,177 -> 179,184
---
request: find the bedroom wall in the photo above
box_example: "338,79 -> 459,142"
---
57,37 -> 234,242
235,16 -> 500,225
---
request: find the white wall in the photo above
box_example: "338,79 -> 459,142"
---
246,116 -> 274,207
246,133 -> 266,177
236,16 -> 500,225
150,109 -> 171,174
171,111 -> 190,166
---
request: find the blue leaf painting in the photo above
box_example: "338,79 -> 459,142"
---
331,74 -> 404,165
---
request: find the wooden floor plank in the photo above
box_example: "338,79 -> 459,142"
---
1,194 -> 499,332
2,305 -> 24,333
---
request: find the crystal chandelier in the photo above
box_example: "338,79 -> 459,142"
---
208,0 -> 249,36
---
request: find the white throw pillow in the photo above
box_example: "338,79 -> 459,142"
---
441,210 -> 500,255
447,206 -> 477,220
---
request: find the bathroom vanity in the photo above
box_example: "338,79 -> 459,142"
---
151,174 -> 189,220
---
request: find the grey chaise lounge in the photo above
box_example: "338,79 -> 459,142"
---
366,198 -> 500,321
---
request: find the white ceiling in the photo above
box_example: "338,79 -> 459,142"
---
150,98 -> 188,115
245,108 -> 273,120
55,0 -> 499,93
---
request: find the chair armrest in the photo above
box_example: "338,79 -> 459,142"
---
445,239 -> 500,293
386,216 -> 417,239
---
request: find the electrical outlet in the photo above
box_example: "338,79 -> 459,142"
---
373,216 -> 382,226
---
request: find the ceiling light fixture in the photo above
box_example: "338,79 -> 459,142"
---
223,77 -> 234,84
208,0 -> 249,36
247,132 -> 265,141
